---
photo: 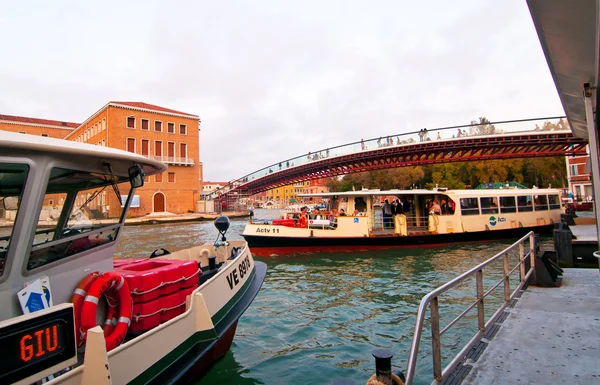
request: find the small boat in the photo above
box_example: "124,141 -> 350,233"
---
0,131 -> 266,384
242,187 -> 563,255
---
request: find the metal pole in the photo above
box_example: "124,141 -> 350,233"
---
475,269 -> 485,331
583,91 -> 600,250
519,243 -> 525,282
529,233 -> 537,283
430,297 -> 442,382
503,253 -> 510,302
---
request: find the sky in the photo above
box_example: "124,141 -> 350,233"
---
0,0 -> 565,181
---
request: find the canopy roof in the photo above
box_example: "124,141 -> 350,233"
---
527,0 -> 600,138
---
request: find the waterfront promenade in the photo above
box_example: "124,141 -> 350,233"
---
122,210 -> 250,226
458,268 -> 600,384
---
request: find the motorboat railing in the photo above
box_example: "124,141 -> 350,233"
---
404,231 -> 537,385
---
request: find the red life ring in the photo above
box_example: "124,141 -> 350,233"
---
70,272 -> 100,348
80,272 -> 132,351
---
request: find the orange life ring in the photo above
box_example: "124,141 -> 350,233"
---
70,272 -> 100,347
80,272 -> 132,351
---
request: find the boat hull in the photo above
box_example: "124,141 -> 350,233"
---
243,226 -> 553,255
134,262 -> 267,384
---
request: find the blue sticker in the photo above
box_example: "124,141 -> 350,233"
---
25,292 -> 45,313
354,218 -> 359,223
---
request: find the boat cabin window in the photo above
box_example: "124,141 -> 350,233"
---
548,195 -> 560,210
534,195 -> 548,211
0,163 -> 30,278
27,167 -> 132,271
517,196 -> 533,212
480,197 -> 498,214
499,196 -> 517,213
460,197 -> 479,216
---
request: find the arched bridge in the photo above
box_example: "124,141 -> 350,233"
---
209,117 -> 587,199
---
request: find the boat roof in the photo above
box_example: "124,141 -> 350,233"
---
297,187 -> 562,198
0,130 -> 167,176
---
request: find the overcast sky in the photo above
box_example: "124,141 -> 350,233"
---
0,0 -> 564,181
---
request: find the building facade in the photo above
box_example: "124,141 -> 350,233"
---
1,102 -> 202,216
566,147 -> 593,201
0,114 -> 78,138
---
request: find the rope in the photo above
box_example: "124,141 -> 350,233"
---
131,269 -> 201,296
133,300 -> 187,321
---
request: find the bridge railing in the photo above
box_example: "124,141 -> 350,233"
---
207,117 -> 568,199
403,231 -> 536,385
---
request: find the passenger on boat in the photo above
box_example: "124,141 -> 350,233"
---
298,207 -> 308,228
355,197 -> 367,213
429,200 -> 442,215
339,209 -> 346,216
441,198 -> 454,215
382,199 -> 393,228
311,208 -> 322,220
329,208 -> 338,221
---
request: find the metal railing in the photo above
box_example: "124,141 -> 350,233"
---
150,156 -> 194,165
206,116 -> 569,200
404,231 -> 537,385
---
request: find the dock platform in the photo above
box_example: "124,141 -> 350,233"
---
458,269 -> 600,384
570,224 -> 598,243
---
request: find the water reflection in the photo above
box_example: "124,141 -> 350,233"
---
113,210 -> 547,385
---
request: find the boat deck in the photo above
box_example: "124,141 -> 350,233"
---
449,269 -> 600,384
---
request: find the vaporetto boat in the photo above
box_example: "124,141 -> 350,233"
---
0,131 -> 266,385
242,187 -> 563,255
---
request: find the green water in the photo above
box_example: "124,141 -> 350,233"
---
115,211 -> 546,385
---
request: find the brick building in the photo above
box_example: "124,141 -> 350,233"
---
0,114 -> 78,138
566,147 -> 593,201
201,181 -> 228,199
0,102 -> 202,216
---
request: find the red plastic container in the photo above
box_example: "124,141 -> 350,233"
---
130,299 -> 161,333
115,258 -> 200,302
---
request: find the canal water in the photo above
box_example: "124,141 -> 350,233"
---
115,209 -> 547,385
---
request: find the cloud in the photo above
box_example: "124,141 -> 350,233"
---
0,0 -> 564,181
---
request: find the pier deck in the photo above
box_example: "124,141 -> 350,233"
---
459,269 -> 600,384
571,224 -> 598,243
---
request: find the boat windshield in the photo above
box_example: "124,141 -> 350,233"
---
0,163 -> 30,278
26,167 -> 133,271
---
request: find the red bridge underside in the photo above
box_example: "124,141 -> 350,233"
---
223,132 -> 588,197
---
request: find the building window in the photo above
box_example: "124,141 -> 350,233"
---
18,131 -> 26,134
155,121 -> 162,132
167,122 -> 175,133
41,133 -> 49,137
102,118 -> 106,131
168,172 -> 175,183
156,173 -> 163,183
571,165 -> 579,176
167,142 -> 175,158
155,141 -> 162,157
141,139 -> 149,156
141,119 -> 149,131
180,124 -> 187,135
180,143 -> 187,158
127,138 -> 135,153
127,116 -> 135,129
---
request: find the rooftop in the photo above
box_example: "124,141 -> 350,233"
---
0,113 -> 79,129
110,102 -> 198,118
